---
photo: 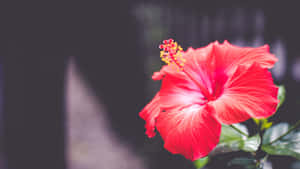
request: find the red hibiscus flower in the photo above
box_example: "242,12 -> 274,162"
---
139,39 -> 279,161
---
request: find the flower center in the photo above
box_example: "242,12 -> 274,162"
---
159,39 -> 215,101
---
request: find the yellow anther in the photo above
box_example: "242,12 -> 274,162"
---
159,39 -> 185,70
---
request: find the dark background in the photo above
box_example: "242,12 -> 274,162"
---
0,1 -> 299,169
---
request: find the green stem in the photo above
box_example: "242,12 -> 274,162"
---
229,125 -> 248,137
269,120 -> 300,145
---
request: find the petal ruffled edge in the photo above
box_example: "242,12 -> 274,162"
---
213,41 -> 278,75
139,93 -> 161,138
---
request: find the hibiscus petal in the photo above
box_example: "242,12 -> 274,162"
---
183,43 -> 215,91
159,68 -> 207,109
214,41 -> 278,74
211,63 -> 279,124
182,42 -> 230,100
139,93 -> 161,138
156,105 -> 221,161
153,43 -> 214,83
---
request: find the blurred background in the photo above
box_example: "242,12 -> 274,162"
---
0,1 -> 300,169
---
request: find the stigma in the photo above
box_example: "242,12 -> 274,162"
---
159,39 -> 185,70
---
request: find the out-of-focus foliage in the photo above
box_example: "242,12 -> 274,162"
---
262,123 -> 300,160
194,156 -> 209,169
276,85 -> 286,110
228,157 -> 259,169
211,124 -> 260,155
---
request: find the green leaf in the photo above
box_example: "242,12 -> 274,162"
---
193,156 -> 209,169
276,85 -> 286,110
262,123 -> 289,144
262,123 -> 300,160
228,157 -> 258,169
211,124 -> 260,155
211,124 -> 249,155
242,134 -> 261,152
220,124 -> 249,142
262,144 -> 300,160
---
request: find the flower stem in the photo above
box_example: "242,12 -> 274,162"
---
229,125 -> 248,137
269,120 -> 300,145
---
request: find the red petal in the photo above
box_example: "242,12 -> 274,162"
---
210,63 -> 279,124
156,105 -> 221,161
159,67 -> 207,109
214,41 -> 278,75
183,45 -> 216,92
182,43 -> 229,101
139,93 -> 161,138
